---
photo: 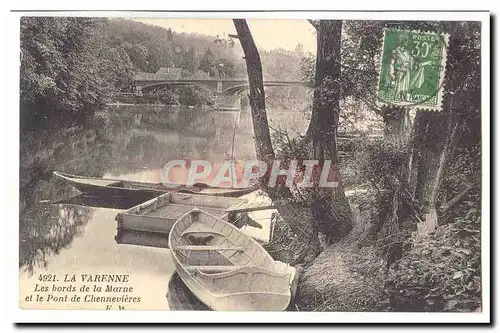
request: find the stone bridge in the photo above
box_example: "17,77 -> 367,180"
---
134,73 -> 307,97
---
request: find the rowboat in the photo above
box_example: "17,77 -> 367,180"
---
53,171 -> 255,198
169,208 -> 296,311
115,192 -> 274,247
116,192 -> 251,235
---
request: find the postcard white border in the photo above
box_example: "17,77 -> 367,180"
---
5,8 -> 490,325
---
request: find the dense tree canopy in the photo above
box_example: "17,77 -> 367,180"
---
20,17 -> 134,131
106,19 -> 245,76
198,48 -> 218,77
20,17 -> 307,132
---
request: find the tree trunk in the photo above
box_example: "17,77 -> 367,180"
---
232,20 -> 275,164
379,98 -> 459,260
304,20 -> 353,242
381,106 -> 411,146
380,21 -> 479,250
306,20 -> 342,160
410,109 -> 461,238
233,19 -> 321,263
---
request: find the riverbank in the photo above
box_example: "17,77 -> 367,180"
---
264,159 -> 481,312
263,184 -> 389,311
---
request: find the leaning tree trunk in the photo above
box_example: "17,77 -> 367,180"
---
379,22 -> 479,268
233,19 -> 321,264
410,108 -> 462,238
231,20 -> 274,164
407,21 -> 478,239
304,20 -> 353,243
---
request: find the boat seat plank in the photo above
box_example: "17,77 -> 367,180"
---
175,245 -> 245,251
185,265 -> 239,272
180,222 -> 225,237
148,204 -> 225,218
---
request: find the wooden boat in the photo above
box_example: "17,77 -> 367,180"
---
116,192 -> 249,235
115,191 -> 274,247
115,192 -> 276,247
169,208 -> 296,311
53,171 -> 255,198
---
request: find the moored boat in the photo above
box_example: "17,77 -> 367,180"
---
115,192 -> 253,236
53,171 -> 255,198
169,208 -> 296,311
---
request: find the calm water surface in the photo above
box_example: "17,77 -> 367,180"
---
19,105 -> 308,309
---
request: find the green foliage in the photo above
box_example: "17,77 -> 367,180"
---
270,125 -> 309,161
260,48 -> 302,81
299,52 -> 316,88
386,200 -> 481,312
198,51 -> 235,78
198,48 -> 217,77
20,17 -> 134,131
180,46 -> 197,74
107,19 -> 245,77
176,86 -> 215,106
155,85 -> 214,106
216,58 -> 236,78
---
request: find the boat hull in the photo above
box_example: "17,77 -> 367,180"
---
173,259 -> 292,311
70,181 -> 164,198
114,191 -> 273,247
53,171 -> 255,198
169,208 -> 295,311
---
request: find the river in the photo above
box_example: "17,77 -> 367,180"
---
18,104 -> 309,310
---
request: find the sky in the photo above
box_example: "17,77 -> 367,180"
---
132,18 -> 317,53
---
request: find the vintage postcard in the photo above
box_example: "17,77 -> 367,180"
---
13,10 -> 490,323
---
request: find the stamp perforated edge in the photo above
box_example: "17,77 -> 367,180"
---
376,28 -> 450,112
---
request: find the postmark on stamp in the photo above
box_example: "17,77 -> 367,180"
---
377,29 -> 449,111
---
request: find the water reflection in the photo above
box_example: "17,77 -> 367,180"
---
53,193 -> 159,209
19,105 -> 309,274
19,202 -> 92,274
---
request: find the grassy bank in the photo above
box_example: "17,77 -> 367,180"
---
264,147 -> 481,312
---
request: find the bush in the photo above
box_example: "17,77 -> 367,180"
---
158,90 -> 179,105
385,200 -> 481,312
20,17 -> 134,131
176,86 -> 215,106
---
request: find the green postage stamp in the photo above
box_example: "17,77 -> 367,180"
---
378,29 -> 449,111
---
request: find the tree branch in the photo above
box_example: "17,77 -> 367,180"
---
439,184 -> 475,213
308,19 -> 319,30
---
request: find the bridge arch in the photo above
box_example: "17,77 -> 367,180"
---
135,78 -> 307,97
143,82 -> 213,95
222,83 -> 300,95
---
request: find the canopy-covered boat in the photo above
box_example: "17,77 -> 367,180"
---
169,208 -> 296,311
53,171 -> 255,198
